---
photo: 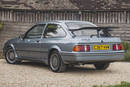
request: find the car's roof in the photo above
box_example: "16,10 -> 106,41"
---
37,20 -> 95,25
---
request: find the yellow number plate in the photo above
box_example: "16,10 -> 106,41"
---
94,45 -> 110,50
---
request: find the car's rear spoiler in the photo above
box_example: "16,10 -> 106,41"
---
69,27 -> 119,31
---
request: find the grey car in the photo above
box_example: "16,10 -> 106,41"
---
3,20 -> 125,72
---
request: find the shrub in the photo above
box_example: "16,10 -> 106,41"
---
122,42 -> 130,51
122,42 -> 130,61
125,52 -> 130,61
0,22 -> 3,30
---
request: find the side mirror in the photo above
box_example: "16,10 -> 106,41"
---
19,34 -> 25,40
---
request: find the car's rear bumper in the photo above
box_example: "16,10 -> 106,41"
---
60,51 -> 125,64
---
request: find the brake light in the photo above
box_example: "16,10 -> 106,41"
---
86,45 -> 90,51
73,45 -> 90,52
118,44 -> 124,50
113,44 -> 117,51
113,44 -> 124,51
79,45 -> 85,52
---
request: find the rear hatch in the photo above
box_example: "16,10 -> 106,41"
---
66,22 -> 124,52
73,36 -> 124,53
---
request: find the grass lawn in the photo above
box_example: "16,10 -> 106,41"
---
93,82 -> 130,87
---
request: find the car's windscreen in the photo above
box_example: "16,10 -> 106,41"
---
66,22 -> 111,37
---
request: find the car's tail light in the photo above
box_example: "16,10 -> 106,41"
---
73,45 -> 90,52
118,44 -> 124,50
113,44 -> 124,51
113,44 -> 117,51
73,45 -> 85,52
86,45 -> 90,52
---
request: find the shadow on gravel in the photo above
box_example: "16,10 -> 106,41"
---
19,61 -> 114,74
66,66 -> 114,74
19,61 -> 48,69
2,60 -> 115,74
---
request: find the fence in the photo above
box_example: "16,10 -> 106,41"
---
0,8 -> 130,24
0,8 -> 130,50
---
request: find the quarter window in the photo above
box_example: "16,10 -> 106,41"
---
44,24 -> 66,38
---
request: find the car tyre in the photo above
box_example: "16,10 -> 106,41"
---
5,47 -> 21,64
94,63 -> 110,70
49,51 -> 67,72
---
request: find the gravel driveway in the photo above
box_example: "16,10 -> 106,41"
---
0,59 -> 130,87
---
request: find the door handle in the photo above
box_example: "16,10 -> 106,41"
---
36,40 -> 40,43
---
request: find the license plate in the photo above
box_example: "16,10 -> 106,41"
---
94,45 -> 110,50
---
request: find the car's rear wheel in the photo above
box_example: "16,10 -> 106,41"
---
49,51 -> 67,72
94,63 -> 110,70
5,48 -> 21,64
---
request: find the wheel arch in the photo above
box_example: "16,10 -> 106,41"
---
48,45 -> 62,64
5,44 -> 18,58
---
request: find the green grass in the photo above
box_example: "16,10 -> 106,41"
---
93,82 -> 130,87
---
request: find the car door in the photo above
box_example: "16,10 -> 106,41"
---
16,24 -> 46,60
41,23 -> 67,61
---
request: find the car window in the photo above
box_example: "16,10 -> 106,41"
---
66,22 -> 112,37
99,29 -> 112,37
44,24 -> 66,38
66,22 -> 96,29
71,29 -> 111,37
25,24 -> 45,39
73,29 -> 97,36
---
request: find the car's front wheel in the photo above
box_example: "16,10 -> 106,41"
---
49,51 -> 67,72
94,63 -> 110,70
5,48 -> 21,64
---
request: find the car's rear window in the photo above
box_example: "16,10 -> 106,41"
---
73,29 -> 98,36
66,22 -> 96,29
66,22 -> 111,37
